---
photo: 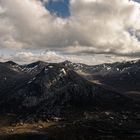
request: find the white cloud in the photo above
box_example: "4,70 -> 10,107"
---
0,50 -> 138,65
0,0 -> 140,64
10,51 -> 63,63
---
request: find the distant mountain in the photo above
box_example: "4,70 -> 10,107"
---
62,60 -> 140,92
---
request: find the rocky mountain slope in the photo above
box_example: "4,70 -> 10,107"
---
0,62 -> 134,116
0,60 -> 140,136
0,60 -> 139,118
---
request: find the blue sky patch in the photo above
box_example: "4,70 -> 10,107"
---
45,0 -> 70,18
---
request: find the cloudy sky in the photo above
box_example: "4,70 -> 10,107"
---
0,0 -> 140,64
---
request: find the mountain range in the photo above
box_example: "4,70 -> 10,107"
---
0,60 -> 140,135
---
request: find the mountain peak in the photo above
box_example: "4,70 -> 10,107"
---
4,61 -> 18,66
26,61 -> 47,68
